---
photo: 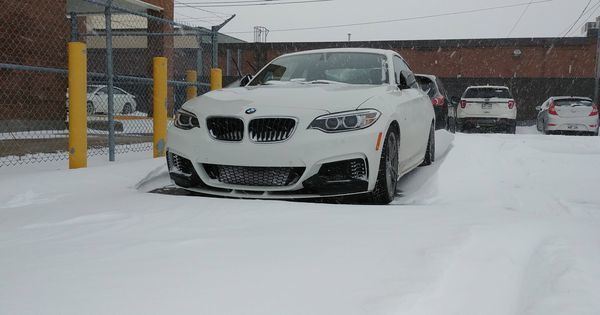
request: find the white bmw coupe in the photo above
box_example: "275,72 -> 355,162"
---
166,48 -> 435,204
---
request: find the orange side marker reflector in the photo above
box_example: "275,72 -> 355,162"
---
375,132 -> 383,151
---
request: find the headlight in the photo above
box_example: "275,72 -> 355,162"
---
308,109 -> 381,132
174,109 -> 200,130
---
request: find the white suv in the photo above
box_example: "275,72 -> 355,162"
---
456,85 -> 517,133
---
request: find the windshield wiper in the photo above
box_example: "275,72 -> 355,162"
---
305,80 -> 346,85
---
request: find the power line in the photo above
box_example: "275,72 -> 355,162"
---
564,0 -> 600,36
506,0 -> 534,37
176,0 -> 301,4
175,0 -> 332,8
561,0 -> 593,37
223,0 -> 553,34
174,0 -> 233,19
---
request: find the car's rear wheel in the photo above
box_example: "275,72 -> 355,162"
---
87,101 -> 95,116
420,123 -> 435,167
368,128 -> 399,205
507,120 -> 517,134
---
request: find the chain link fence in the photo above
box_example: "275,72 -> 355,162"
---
0,0 -> 216,168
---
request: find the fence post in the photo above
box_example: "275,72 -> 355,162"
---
211,27 -> 218,68
153,57 -> 168,158
69,12 -> 78,41
186,70 -> 198,100
105,1 -> 116,162
68,42 -> 87,169
210,68 -> 222,91
226,49 -> 231,76
196,31 -> 203,91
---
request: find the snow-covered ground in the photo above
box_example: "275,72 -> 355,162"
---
1,130 -> 600,315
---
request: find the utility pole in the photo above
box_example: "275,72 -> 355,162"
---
211,15 -> 236,68
595,23 -> 600,104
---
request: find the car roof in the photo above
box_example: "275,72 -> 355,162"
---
551,96 -> 592,101
416,74 -> 437,80
466,85 -> 509,89
277,48 -> 396,58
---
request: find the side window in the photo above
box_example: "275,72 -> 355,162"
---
436,78 -> 447,97
114,88 -> 126,95
393,56 -> 404,85
393,56 -> 418,89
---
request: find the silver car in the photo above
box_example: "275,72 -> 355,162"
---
536,96 -> 599,136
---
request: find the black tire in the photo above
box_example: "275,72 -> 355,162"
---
420,123 -> 435,167
368,127 -> 400,205
456,118 -> 464,132
122,103 -> 133,114
448,117 -> 456,133
87,101 -> 95,116
507,121 -> 516,134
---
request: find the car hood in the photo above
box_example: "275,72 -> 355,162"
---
183,84 -> 392,116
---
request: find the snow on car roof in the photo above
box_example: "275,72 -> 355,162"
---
416,74 -> 437,79
551,96 -> 592,100
278,48 -> 395,58
467,85 -> 509,89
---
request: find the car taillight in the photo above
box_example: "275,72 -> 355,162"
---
431,96 -> 445,106
590,103 -> 599,116
508,100 -> 515,109
548,101 -> 558,115
460,100 -> 467,109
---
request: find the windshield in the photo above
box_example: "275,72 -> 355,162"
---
249,52 -> 389,86
464,87 -> 511,99
555,99 -> 592,107
87,86 -> 99,93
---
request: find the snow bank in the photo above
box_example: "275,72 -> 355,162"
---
1,131 -> 600,315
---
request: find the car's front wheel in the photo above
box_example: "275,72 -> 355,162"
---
87,101 -> 95,116
368,128 -> 399,205
122,103 -> 133,114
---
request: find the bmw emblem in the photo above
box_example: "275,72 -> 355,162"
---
245,108 -> 257,114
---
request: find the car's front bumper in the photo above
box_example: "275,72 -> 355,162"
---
165,120 -> 386,198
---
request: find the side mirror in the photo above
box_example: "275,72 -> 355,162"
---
535,106 -> 541,111
240,74 -> 253,87
397,76 -> 410,90
450,96 -> 460,106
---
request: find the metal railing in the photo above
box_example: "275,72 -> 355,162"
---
0,0 -> 227,168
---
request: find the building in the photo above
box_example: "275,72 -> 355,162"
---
0,0 -> 244,132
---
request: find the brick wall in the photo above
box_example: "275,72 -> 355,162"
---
0,0 -> 69,128
220,37 -> 597,79
219,37 -> 598,121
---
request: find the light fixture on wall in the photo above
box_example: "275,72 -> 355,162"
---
512,49 -> 523,58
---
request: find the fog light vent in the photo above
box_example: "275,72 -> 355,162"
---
319,159 -> 367,182
167,152 -> 195,177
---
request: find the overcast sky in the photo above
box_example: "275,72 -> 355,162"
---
174,0 -> 599,42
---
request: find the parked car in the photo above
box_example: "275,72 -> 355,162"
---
536,96 -> 599,135
166,48 -> 435,204
416,74 -> 451,130
456,85 -> 517,133
85,85 -> 137,115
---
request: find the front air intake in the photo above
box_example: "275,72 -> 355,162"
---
206,117 -> 244,141
248,118 -> 296,143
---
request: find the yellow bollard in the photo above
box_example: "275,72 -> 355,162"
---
210,68 -> 222,91
68,42 -> 88,169
186,70 -> 198,100
153,57 -> 168,158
